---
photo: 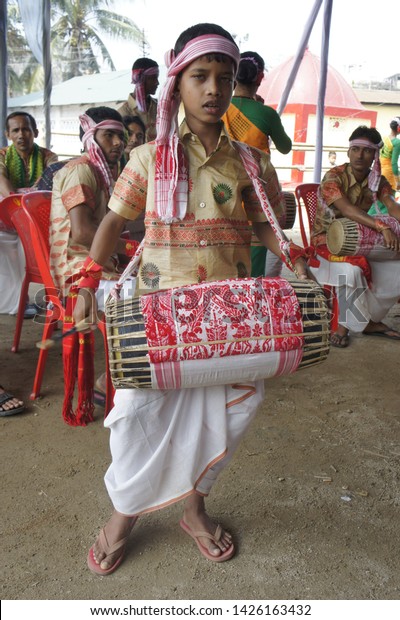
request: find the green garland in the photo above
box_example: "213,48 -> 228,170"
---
5,143 -> 45,188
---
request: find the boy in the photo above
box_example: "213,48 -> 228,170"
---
49,106 -> 129,426
74,23 -> 308,573
117,57 -> 159,142
122,115 -> 146,161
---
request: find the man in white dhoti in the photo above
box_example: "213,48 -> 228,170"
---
310,125 -> 400,348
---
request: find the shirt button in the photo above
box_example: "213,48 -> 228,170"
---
199,201 -> 206,208
199,239 -> 207,247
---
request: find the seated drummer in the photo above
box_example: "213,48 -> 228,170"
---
310,125 -> 400,348
49,106 -> 133,427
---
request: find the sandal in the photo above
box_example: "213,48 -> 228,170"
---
87,528 -> 130,576
363,328 -> 400,341
179,519 -> 235,563
329,332 -> 349,348
0,386 -> 25,417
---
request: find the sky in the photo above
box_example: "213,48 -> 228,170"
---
106,0 -> 399,83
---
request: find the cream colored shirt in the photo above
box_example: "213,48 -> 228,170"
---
108,122 -> 284,293
117,93 -> 158,142
49,156 -> 118,296
312,163 -> 393,243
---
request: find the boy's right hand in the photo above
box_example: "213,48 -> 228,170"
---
73,288 -> 98,331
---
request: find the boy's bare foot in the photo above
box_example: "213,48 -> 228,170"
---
182,494 -> 234,560
89,511 -> 137,573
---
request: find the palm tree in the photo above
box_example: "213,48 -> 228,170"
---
6,0 -> 145,93
51,0 -> 145,81
6,1 -> 41,96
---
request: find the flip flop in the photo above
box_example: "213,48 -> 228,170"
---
329,332 -> 350,348
179,519 -> 235,563
363,329 -> 400,341
0,387 -> 25,417
87,528 -> 130,576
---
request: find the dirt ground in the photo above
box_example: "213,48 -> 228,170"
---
1,284 -> 400,602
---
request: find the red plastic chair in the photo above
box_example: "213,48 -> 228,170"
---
294,183 -> 320,248
295,183 -> 338,331
4,192 -> 51,354
0,194 -> 20,232
9,191 -> 114,414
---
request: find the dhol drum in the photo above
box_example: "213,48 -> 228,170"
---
105,276 -> 330,390
281,191 -> 297,230
326,215 -> 400,261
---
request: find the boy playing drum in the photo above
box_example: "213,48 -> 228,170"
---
74,22 -> 308,574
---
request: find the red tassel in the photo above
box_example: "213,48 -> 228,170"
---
62,329 -> 80,425
75,330 -> 95,426
61,287 -> 95,427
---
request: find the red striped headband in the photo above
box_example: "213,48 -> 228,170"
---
349,138 -> 382,151
349,138 -> 383,196
156,34 -> 240,146
80,114 -> 124,193
131,66 -> 159,113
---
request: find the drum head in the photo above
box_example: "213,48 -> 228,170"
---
326,219 -> 345,255
282,191 -> 297,230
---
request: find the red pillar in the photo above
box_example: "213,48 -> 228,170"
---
291,104 -> 309,185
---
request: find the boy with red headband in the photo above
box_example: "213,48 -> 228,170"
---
49,106 -> 135,426
117,57 -> 159,142
74,23 -> 308,574
311,125 -> 400,348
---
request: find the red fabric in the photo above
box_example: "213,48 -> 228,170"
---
62,288 -> 95,427
316,244 -> 372,285
141,277 -> 304,364
280,242 -> 320,272
288,242 -> 321,268
125,239 -> 140,256
76,256 -> 103,290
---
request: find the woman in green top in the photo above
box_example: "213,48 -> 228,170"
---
223,51 -> 292,276
380,117 -> 400,191
223,51 -> 292,155
369,117 -> 400,216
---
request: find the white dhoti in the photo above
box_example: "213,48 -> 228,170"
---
0,232 -> 25,315
310,257 -> 400,332
264,250 -> 283,277
103,381 -> 265,516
